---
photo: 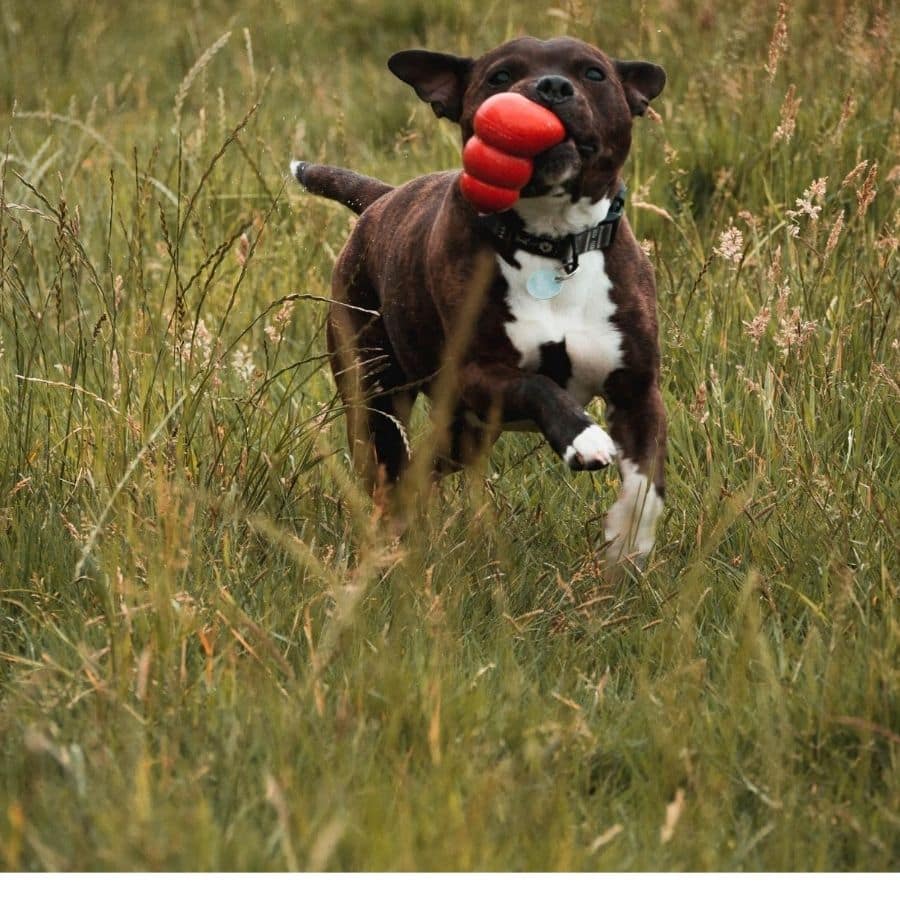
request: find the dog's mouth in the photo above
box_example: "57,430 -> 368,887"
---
562,122 -> 600,157
521,138 -> 584,196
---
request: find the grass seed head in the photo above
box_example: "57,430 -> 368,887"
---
714,225 -> 744,268
765,1 -> 790,82
856,161 -> 878,217
773,84 -> 800,143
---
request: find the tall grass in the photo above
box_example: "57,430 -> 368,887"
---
0,0 -> 897,871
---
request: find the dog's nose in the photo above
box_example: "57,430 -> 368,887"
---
535,75 -> 575,106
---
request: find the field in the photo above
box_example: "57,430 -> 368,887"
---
0,0 -> 897,872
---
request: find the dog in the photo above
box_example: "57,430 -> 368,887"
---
290,36 -> 667,564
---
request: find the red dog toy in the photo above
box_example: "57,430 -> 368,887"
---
460,93 -> 565,214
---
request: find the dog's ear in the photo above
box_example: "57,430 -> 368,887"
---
613,60 -> 666,116
388,50 -> 474,121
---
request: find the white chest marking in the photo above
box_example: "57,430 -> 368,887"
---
498,196 -> 623,407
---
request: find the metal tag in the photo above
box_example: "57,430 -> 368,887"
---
526,268 -> 563,300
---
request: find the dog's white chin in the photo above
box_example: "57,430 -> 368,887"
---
542,173 -> 579,193
533,165 -> 580,190
520,172 -> 580,202
513,192 -> 612,237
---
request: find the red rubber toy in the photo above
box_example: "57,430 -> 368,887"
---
459,92 -> 565,213
459,173 -> 521,214
473,92 -> 566,157
462,137 -> 533,189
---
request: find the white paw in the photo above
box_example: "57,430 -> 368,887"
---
605,460 -> 664,563
564,424 -> 618,470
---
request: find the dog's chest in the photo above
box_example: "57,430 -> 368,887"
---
498,249 -> 623,406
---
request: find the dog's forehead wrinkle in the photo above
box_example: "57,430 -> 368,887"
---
475,36 -> 606,71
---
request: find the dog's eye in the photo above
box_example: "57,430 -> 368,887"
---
488,69 -> 511,86
585,67 -> 606,82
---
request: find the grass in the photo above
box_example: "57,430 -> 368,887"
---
0,0 -> 897,872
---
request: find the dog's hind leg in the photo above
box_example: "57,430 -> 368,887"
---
432,411 -> 498,478
326,281 -> 414,494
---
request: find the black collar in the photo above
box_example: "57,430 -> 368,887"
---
479,185 -> 627,275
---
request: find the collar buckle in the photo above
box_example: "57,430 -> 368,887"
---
561,235 -> 579,277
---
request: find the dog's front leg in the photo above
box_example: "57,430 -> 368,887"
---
458,362 -> 617,470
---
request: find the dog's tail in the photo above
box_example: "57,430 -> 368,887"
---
290,161 -> 393,215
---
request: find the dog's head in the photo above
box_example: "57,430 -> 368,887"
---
389,36 -> 665,202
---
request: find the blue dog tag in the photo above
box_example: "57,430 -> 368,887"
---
526,268 -> 562,300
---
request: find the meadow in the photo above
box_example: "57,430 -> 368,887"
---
0,0 -> 897,871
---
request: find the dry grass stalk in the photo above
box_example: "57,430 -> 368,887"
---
660,788 -> 686,844
856,162 -> 878,216
590,824 -> 624,851
774,306 -> 817,357
773,84 -> 800,143
765,1 -> 790,81
832,91 -> 857,142
744,306 -> 772,347
265,774 -> 299,871
690,380 -> 708,424
714,225 -> 744,268
307,817 -> 346,871
631,200 -> 674,222
825,210 -> 845,256
173,31 -> 232,133
243,28 -> 257,96
842,159 -> 869,188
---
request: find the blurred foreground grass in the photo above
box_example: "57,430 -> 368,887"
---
0,0 -> 897,871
